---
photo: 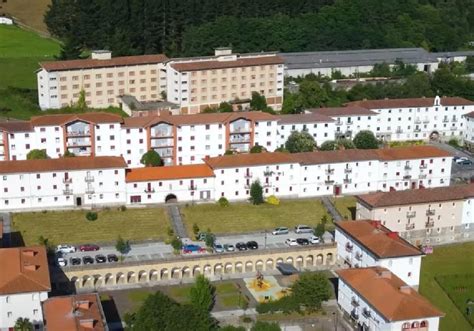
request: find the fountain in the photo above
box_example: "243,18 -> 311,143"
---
244,272 -> 290,302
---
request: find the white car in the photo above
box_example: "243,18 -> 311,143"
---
309,235 -> 320,244
272,227 -> 289,235
56,257 -> 67,267
56,245 -> 76,254
295,225 -> 313,234
285,238 -> 298,246
454,157 -> 469,164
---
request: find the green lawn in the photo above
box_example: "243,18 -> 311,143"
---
436,274 -> 474,328
11,207 -> 169,245
331,196 -> 356,220
419,242 -> 474,331
182,199 -> 329,235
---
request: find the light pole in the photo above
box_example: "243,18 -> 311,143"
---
332,311 -> 338,331
264,230 -> 267,249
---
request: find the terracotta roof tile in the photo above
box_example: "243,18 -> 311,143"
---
0,246 -> 50,295
293,149 -> 379,165
126,164 -> 214,182
463,111 -> 474,119
374,145 -> 452,160
336,267 -> 444,321
346,97 -> 474,109
309,106 -> 378,117
40,54 -> 168,72
171,55 -> 284,72
30,113 -> 123,127
277,113 -> 334,124
335,220 -> 423,258
356,183 -> 474,208
205,152 -> 294,169
0,156 -> 127,174
43,293 -> 106,331
0,120 -> 33,133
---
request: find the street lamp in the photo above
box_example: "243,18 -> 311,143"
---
264,230 -> 267,248
332,311 -> 338,331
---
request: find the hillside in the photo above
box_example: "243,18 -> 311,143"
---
0,0 -> 51,34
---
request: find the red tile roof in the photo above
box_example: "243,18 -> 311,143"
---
335,220 -> 423,258
374,145 -> 452,160
356,183 -> 474,208
40,54 -> 168,72
0,120 -> 32,133
347,97 -> 474,109
277,113 -> 334,124
43,293 -> 106,331
126,164 -> 214,182
309,106 -> 378,117
336,267 -> 444,321
170,55 -> 284,72
30,113 -> 123,127
205,152 -> 294,169
0,246 -> 50,295
464,111 -> 474,119
0,156 -> 127,174
293,149 -> 379,165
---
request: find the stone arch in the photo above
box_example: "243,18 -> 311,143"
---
182,266 -> 192,278
93,274 -> 103,287
82,275 -> 93,288
127,271 -> 136,283
245,261 -> 254,273
224,262 -> 234,274
203,264 -> 212,276
276,257 -> 284,265
266,259 -> 274,270
104,273 -> 114,285
296,256 -> 304,268
171,267 -> 181,279
165,193 -> 177,203
306,255 -> 314,267
138,270 -> 148,283
316,254 -> 324,265
160,268 -> 169,280
255,260 -> 264,272
286,257 -> 294,265
235,262 -> 243,273
149,269 -> 159,282
326,253 -> 334,264
214,263 -> 223,275
193,265 -> 201,276
116,272 -> 125,284
70,276 -> 80,289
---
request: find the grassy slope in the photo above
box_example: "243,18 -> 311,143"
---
2,0 -> 51,34
12,208 -> 169,245
419,242 -> 474,331
331,196 -> 356,220
182,199 -> 329,234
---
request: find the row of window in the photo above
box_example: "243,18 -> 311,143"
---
58,69 -> 159,81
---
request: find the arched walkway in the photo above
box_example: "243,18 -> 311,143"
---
255,260 -> 264,272
165,194 -> 177,203
316,254 -> 324,265
160,268 -> 169,280
266,259 -> 274,270
235,262 -> 243,273
149,270 -> 159,282
306,255 -> 314,267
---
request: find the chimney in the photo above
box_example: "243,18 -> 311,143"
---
22,249 -> 38,257
91,50 -> 112,60
24,264 -> 40,271
369,220 -> 381,228
378,270 -> 392,279
400,285 -> 412,294
387,231 -> 399,239
76,300 -> 92,310
79,319 -> 95,329
214,47 -> 232,57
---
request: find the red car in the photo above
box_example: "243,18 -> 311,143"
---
79,244 -> 100,252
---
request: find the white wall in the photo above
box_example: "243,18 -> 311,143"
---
0,291 -> 48,329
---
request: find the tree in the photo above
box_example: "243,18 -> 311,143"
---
298,80 -> 329,108
26,149 -> 48,160
250,91 -> 267,110
353,130 -> 379,149
250,144 -> 264,153
76,89 -> 87,111
14,318 -> 33,331
221,327 -> 246,331
192,223 -> 200,238
56,37 -> 82,60
204,231 -> 215,248
319,140 -> 337,151
116,236 -> 131,254
337,138 -> 356,150
291,272 -> 332,312
218,102 -> 233,113
224,149 -> 235,155
63,150 -> 75,157
250,180 -> 264,205
190,275 -> 215,312
251,321 -> 281,331
285,131 -> 316,153
171,237 -> 183,252
140,150 -> 163,167
315,215 -> 328,237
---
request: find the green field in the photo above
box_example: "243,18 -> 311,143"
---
419,242 -> 474,331
182,199 -> 330,235
436,274 -> 474,328
11,207 -> 169,245
331,196 -> 356,220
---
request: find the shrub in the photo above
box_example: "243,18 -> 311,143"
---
120,205 -> 127,212
218,197 -> 229,207
256,295 -> 299,314
448,138 -> 460,148
85,211 -> 98,221
266,195 -> 280,205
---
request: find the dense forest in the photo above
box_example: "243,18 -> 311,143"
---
45,0 -> 473,57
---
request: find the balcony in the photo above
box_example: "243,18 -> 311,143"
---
345,243 -> 353,252
63,188 -> 73,195
85,187 -> 95,194
355,252 -> 362,261
62,178 -> 72,184
66,130 -> 90,137
344,167 -> 352,174
85,175 -> 94,183
419,163 -> 428,169
151,130 -> 173,138
414,127 -> 421,132
188,185 -> 198,191
244,172 -> 252,179
325,179 -> 335,185
406,223 -> 415,230
406,211 -> 416,218
362,309 -> 371,319
414,119 -> 421,124
452,117 -> 458,122
425,221 -> 435,228
442,118 -> 449,123
343,178 -> 352,184
230,126 -> 251,134
404,164 -> 412,170
426,209 -> 435,216
335,120 -> 343,126
263,170 -> 273,177
423,119 -> 430,123
144,188 -> 155,193
403,175 -> 412,180
67,140 -> 92,147
351,297 -> 360,307
346,121 -> 353,126
351,310 -> 359,320
263,182 -> 272,188
450,127 -> 457,131
396,128 -> 403,134
419,173 -> 427,179
325,168 -> 335,175
229,136 -> 250,144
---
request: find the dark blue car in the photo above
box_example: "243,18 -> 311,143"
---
182,244 -> 205,254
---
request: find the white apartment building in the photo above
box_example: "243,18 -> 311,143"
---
335,220 -> 424,287
0,157 -> 127,211
165,48 -> 285,114
336,267 -> 443,331
462,111 -> 474,151
356,184 -> 474,246
0,246 -> 50,330
37,51 -> 168,109
347,96 -> 474,141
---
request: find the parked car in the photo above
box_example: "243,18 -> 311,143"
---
95,255 -> 107,263
272,227 -> 289,235
236,242 -> 248,251
79,244 -> 100,252
285,238 -> 298,246
246,241 -> 259,250
82,256 -> 94,265
56,257 -> 67,267
182,244 -> 205,254
296,238 -> 310,246
454,156 -> 469,164
107,254 -> 119,262
224,244 -> 235,252
459,159 -> 473,166
295,225 -> 313,234
70,257 -> 81,266
309,235 -> 320,244
56,245 -> 76,254
213,243 -> 225,253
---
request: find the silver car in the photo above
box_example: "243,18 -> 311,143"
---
272,227 -> 289,235
295,225 -> 313,234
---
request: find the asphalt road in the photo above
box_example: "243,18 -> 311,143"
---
430,142 -> 474,181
